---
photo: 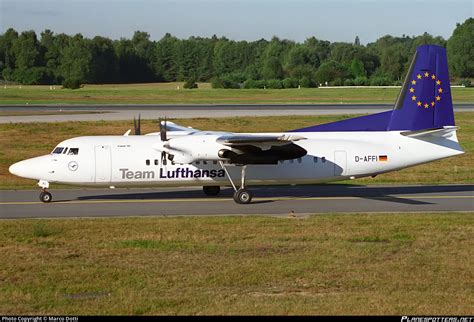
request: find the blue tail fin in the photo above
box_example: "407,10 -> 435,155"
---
291,45 -> 455,133
388,44 -> 455,130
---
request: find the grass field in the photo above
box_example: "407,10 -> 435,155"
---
0,83 -> 473,105
0,113 -> 472,189
0,213 -> 472,315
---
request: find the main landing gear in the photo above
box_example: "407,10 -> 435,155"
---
37,180 -> 52,203
219,162 -> 252,204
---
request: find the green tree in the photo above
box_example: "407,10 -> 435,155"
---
350,58 -> 366,78
447,18 -> 474,78
59,34 -> 92,87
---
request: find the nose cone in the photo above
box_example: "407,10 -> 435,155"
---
9,156 -> 52,180
9,161 -> 26,177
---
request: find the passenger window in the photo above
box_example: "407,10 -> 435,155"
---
146,159 -> 150,166
154,159 -> 159,165
289,159 -> 294,164
52,147 -> 64,154
297,158 -> 302,163
313,157 -> 318,163
196,161 -> 200,165
203,161 -> 207,165
322,157 -> 326,163
213,161 -> 217,165
68,148 -> 79,155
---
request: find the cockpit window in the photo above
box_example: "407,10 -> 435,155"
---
52,147 -> 64,154
68,148 -> 79,155
62,148 -> 68,154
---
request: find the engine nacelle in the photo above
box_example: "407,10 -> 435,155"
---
158,135 -> 232,164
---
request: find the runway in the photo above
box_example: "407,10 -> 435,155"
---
0,184 -> 472,219
1,103 -> 473,123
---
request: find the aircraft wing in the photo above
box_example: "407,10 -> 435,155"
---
153,123 -> 307,164
214,133 -> 307,164
217,134 -> 305,146
162,121 -> 198,133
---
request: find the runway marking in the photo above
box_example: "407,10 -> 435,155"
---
0,195 -> 473,206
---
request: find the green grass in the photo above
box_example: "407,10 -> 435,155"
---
0,213 -> 472,315
0,83 -> 473,104
1,113 -> 472,189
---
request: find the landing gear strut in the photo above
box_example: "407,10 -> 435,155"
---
219,162 -> 252,204
37,180 -> 52,203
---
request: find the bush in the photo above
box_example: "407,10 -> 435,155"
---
344,79 -> 355,86
183,78 -> 198,89
369,76 -> 391,86
282,78 -> 299,88
331,78 -> 344,86
266,79 -> 283,89
393,79 -> 403,86
62,78 -> 82,89
299,76 -> 313,88
458,79 -> 472,87
243,79 -> 267,89
354,76 -> 369,86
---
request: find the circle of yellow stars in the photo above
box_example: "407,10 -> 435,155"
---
409,71 -> 443,108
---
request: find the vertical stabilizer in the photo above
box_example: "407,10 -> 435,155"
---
388,45 -> 455,131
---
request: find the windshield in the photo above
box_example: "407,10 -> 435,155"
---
52,147 -> 64,154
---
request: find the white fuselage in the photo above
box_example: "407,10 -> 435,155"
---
9,130 -> 464,187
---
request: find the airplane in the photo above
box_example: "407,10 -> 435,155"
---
9,45 -> 464,204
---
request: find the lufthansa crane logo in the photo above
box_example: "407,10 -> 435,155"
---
68,161 -> 79,171
409,71 -> 443,109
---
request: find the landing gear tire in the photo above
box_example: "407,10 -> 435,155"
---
233,189 -> 252,204
203,186 -> 220,196
39,191 -> 52,203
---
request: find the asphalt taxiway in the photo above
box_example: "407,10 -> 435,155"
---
0,184 -> 472,219
1,103 -> 473,123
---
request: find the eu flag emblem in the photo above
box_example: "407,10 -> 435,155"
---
409,71 -> 443,109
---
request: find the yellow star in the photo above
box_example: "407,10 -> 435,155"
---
436,96 -> 441,101
436,80 -> 441,85
417,74 -> 422,79
409,88 -> 415,93
417,101 -> 422,106
411,80 -> 417,85
411,95 -> 416,101
438,88 -> 443,93
431,101 -> 435,107
424,103 -> 429,108
424,72 -> 429,77
431,74 -> 436,80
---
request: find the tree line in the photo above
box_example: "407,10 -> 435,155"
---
0,18 -> 472,89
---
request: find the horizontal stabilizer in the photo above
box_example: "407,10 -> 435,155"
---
401,126 -> 459,138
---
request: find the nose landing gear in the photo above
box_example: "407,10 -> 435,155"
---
39,190 -> 52,203
37,180 -> 52,203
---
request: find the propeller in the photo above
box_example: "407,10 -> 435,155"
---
133,114 -> 141,135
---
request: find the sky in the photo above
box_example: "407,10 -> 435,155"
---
0,0 -> 472,44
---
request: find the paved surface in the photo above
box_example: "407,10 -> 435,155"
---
1,104 -> 473,123
0,184 -> 472,219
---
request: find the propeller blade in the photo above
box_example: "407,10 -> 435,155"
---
160,117 -> 167,141
133,114 -> 141,135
